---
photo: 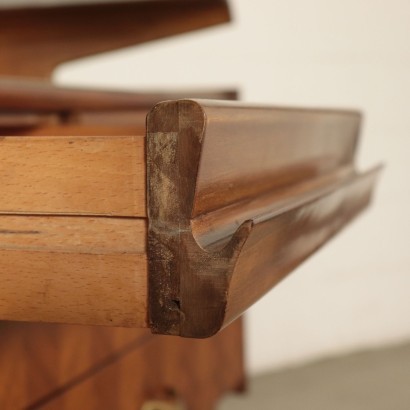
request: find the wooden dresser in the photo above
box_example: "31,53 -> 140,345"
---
0,1 -> 381,408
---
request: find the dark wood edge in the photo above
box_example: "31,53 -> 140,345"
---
147,99 -> 382,338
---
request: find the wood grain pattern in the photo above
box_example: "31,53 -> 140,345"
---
147,99 -> 381,338
0,322 -> 144,409
0,215 -> 146,254
37,320 -> 244,410
0,135 -> 146,217
0,216 -> 148,327
0,134 -> 148,326
0,0 -> 230,77
2,121 -> 147,138
0,319 -> 244,410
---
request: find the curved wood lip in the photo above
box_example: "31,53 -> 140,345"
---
147,99 -> 382,338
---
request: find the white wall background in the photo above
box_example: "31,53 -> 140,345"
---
54,0 -> 410,375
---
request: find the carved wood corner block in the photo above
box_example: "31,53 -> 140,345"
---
147,100 -> 248,338
147,99 -> 382,338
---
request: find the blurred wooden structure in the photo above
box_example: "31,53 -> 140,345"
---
0,0 -> 380,408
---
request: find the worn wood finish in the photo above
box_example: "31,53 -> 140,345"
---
147,99 -> 381,338
0,0 -> 230,77
0,318 -> 244,410
0,135 -> 145,216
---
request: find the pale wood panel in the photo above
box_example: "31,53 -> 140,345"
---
0,135 -> 146,216
0,215 -> 147,327
0,215 -> 146,254
1,122 -> 146,138
0,250 -> 147,327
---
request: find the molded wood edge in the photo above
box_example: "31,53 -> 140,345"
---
147,99 -> 382,338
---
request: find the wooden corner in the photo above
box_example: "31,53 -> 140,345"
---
147,99 -> 239,337
147,99 -> 381,338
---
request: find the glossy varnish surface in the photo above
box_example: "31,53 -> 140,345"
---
194,103 -> 359,216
